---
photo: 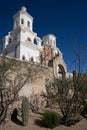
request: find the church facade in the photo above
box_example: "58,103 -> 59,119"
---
2,7 -> 71,78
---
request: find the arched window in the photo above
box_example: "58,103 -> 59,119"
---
31,57 -> 34,62
27,21 -> 30,27
22,55 -> 25,60
34,39 -> 37,45
27,37 -> 31,42
8,37 -> 12,44
21,18 -> 24,24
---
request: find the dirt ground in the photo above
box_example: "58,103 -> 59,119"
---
0,110 -> 87,130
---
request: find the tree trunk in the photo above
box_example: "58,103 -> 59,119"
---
0,105 -> 8,124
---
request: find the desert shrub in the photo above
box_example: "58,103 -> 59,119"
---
22,97 -> 29,126
42,110 -> 61,129
30,94 -> 39,112
45,71 -> 87,126
44,79 -> 57,107
44,50 -> 87,126
81,101 -> 87,119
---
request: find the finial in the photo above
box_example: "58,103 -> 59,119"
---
21,6 -> 27,12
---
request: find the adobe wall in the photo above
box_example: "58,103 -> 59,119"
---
0,56 -> 54,98
18,63 -> 54,97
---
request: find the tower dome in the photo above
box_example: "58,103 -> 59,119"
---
42,34 -> 56,48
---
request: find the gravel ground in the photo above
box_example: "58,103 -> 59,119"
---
0,111 -> 87,130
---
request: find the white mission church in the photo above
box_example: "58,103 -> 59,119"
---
3,7 -> 42,62
2,6 -> 72,78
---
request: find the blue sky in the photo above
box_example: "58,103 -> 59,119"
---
0,0 -> 87,72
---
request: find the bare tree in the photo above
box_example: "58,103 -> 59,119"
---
55,72 -> 87,125
0,56 -> 41,124
44,50 -> 87,126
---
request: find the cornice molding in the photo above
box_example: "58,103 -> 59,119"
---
3,41 -> 20,51
11,26 -> 26,35
11,26 -> 36,37
20,41 -> 40,50
13,10 -> 33,21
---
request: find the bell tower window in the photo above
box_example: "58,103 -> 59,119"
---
27,21 -> 30,27
21,18 -> 24,24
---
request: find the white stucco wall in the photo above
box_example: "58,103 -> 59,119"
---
6,51 -> 15,58
20,44 -> 40,62
20,31 -> 35,43
5,45 -> 20,59
14,16 -> 20,29
20,14 -> 33,31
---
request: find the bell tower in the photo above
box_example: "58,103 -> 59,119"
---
42,34 -> 56,48
3,6 -> 42,62
13,6 -> 33,31
12,6 -> 35,43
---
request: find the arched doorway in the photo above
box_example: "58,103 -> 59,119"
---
57,64 -> 65,78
